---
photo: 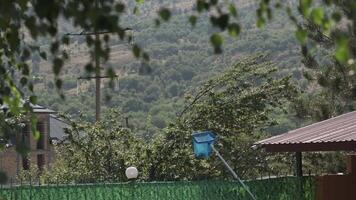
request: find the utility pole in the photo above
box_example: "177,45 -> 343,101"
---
65,0 -> 133,122
77,75 -> 119,121
67,30 -> 132,122
94,28 -> 101,121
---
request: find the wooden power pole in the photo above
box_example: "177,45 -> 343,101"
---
67,29 -> 133,122
66,0 -> 133,122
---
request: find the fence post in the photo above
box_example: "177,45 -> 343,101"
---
31,176 -> 33,200
110,181 -> 114,200
10,178 -> 13,200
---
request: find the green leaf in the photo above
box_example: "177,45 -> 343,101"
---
21,48 -> 30,61
311,8 -> 324,25
210,33 -> 223,47
132,45 -> 141,58
40,52 -> 47,60
3,86 -> 21,115
257,18 -> 265,28
158,8 -> 171,21
20,77 -> 28,86
155,19 -> 161,26
335,37 -> 350,63
189,15 -> 197,27
29,95 -> 37,104
28,83 -> 34,92
228,23 -> 240,37
295,28 -> 307,43
299,0 -> 312,16
210,0 -> 217,5
55,79 -> 63,89
115,3 -> 125,12
133,7 -> 140,15
33,130 -> 40,140
135,0 -> 144,4
211,14 -> 229,30
53,58 -> 63,75
196,0 -> 206,12
50,41 -> 59,54
210,33 -> 224,54
332,12 -> 341,22
85,63 -> 94,72
142,52 -> 150,62
21,63 -> 30,75
322,19 -> 332,31
61,36 -> 69,45
15,142 -> 30,156
229,4 -> 238,17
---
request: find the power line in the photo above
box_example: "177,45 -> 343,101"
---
66,28 -> 133,122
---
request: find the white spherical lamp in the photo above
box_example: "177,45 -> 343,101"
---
125,166 -> 138,179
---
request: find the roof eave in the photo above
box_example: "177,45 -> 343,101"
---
261,141 -> 356,152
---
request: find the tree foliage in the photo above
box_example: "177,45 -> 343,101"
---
42,110 -> 148,183
26,56 -> 347,182
0,0 -> 354,182
35,56 -> 297,182
147,56 -> 297,180
291,1 -> 356,120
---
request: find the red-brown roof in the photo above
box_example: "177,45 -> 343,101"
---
256,111 -> 356,152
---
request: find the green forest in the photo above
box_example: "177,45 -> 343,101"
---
34,1 -> 302,139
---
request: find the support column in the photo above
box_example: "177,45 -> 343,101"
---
295,152 -> 304,200
295,152 -> 303,177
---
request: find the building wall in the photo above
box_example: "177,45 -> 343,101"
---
0,147 -> 21,181
0,113 -> 55,182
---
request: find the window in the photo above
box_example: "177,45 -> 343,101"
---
36,122 -> 45,150
37,154 -> 45,171
22,156 -> 30,170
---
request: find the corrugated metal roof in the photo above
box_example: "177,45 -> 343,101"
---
256,111 -> 356,152
33,106 -> 56,113
49,114 -> 67,141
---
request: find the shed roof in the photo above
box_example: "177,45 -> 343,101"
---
256,111 -> 356,152
32,104 -> 56,113
49,114 -> 68,141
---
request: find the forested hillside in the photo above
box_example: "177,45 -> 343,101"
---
33,0 -> 302,139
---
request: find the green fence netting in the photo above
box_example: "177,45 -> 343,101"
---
0,176 -> 315,200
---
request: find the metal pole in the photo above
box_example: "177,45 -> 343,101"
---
295,152 -> 304,200
295,152 -> 303,177
94,0 -> 101,122
95,55 -> 101,122
211,145 -> 257,200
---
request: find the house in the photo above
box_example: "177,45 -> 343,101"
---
0,104 -> 67,181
